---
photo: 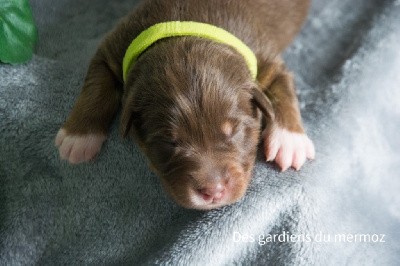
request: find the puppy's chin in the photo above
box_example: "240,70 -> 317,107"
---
159,172 -> 251,210
185,190 -> 247,210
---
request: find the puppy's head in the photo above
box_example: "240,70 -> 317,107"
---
121,38 -> 273,210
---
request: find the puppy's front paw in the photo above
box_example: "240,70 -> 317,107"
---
263,127 -> 315,171
55,129 -> 106,164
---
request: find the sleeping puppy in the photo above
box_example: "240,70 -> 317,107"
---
55,0 -> 315,210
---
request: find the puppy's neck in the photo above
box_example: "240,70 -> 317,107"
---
122,21 -> 257,82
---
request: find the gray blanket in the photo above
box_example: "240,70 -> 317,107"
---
1,0 -> 399,265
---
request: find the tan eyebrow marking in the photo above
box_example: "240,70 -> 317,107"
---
221,120 -> 234,137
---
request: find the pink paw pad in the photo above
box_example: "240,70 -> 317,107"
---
55,129 -> 106,164
264,127 -> 315,171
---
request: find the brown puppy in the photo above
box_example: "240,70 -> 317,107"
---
55,0 -> 315,210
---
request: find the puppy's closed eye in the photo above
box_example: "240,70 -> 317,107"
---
147,138 -> 177,166
220,120 -> 252,150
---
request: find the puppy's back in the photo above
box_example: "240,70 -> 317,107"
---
128,0 -> 310,59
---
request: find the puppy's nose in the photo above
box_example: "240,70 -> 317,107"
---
198,183 -> 225,202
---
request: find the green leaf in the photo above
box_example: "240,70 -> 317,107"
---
0,0 -> 38,63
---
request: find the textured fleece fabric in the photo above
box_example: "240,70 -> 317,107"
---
0,0 -> 399,265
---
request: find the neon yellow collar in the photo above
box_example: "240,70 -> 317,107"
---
122,21 -> 258,82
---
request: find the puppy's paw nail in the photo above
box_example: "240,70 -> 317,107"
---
55,128 -> 67,147
276,146 -> 292,172
305,137 -> 316,160
263,127 -> 315,171
55,128 -> 106,164
266,142 -> 280,162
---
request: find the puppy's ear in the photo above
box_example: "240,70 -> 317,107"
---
250,87 -> 275,121
120,89 -> 144,139
120,100 -> 135,138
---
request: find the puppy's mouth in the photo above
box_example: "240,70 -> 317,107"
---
158,159 -> 254,210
